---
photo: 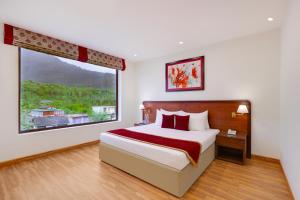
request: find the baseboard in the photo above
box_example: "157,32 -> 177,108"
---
0,140 -> 100,168
279,162 -> 295,200
252,154 -> 295,199
251,154 -> 280,163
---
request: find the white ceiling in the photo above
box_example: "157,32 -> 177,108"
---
0,0 -> 287,62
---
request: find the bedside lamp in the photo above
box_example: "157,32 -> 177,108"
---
139,104 -> 150,124
139,104 -> 145,122
139,104 -> 145,110
232,105 -> 249,118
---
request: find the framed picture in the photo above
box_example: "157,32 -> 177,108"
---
165,56 -> 205,92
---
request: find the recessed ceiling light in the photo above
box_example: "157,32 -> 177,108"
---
133,54 -> 137,57
267,17 -> 274,22
179,41 -> 184,45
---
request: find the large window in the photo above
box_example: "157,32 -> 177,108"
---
19,48 -> 118,133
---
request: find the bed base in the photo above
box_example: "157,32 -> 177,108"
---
99,143 -> 215,197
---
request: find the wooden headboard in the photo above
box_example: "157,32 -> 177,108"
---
143,100 -> 251,158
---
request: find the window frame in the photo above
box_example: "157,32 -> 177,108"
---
18,48 -> 119,134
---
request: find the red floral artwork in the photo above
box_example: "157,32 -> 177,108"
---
166,57 -> 204,91
173,68 -> 189,88
192,67 -> 198,79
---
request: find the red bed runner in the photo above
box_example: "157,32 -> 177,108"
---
107,129 -> 201,165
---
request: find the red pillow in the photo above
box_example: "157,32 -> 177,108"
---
175,115 -> 190,131
161,114 -> 175,129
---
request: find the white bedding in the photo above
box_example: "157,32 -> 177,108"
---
100,124 -> 219,170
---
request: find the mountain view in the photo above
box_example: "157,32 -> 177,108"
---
21,49 -> 116,89
20,48 -> 117,133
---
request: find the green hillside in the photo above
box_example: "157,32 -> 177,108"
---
20,80 -> 116,131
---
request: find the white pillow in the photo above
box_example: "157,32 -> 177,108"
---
181,111 -> 209,131
154,109 -> 183,126
154,109 -> 162,126
161,109 -> 181,115
176,110 -> 188,116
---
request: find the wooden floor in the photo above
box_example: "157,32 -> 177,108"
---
0,144 -> 293,200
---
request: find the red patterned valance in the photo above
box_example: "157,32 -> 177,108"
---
3,24 -> 126,71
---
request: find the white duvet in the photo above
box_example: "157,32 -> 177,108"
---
100,124 -> 219,170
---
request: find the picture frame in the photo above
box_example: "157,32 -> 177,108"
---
165,56 -> 205,92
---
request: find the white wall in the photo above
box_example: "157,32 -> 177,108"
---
135,30 -> 281,159
280,0 -> 300,198
0,24 -> 137,162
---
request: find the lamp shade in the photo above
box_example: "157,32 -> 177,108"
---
237,105 -> 248,114
139,104 -> 145,110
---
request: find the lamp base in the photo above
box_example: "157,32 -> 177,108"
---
232,112 -> 244,118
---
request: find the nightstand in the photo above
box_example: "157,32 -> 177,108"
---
134,122 -> 147,126
216,131 -> 247,165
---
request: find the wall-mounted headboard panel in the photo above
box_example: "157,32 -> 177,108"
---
143,100 -> 251,158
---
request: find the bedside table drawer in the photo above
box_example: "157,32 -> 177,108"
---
216,136 -> 245,150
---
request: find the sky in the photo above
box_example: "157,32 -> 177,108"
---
57,57 -> 116,74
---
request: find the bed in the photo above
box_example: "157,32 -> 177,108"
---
99,100 -> 251,197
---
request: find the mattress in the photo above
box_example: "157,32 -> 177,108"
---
100,124 -> 219,170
